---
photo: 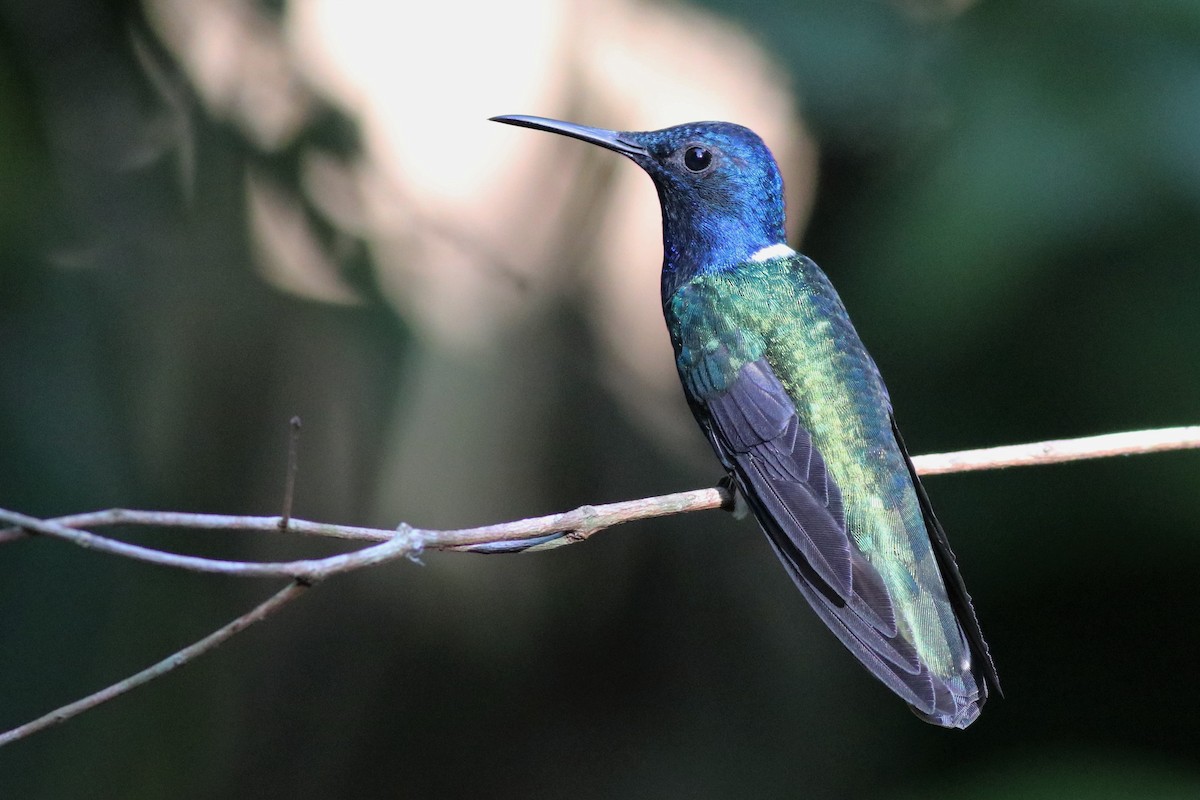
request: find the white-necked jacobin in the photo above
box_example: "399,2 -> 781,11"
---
491,114 -> 999,728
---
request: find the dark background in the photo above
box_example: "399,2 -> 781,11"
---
3,1 -> 1200,797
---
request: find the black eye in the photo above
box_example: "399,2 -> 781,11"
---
683,146 -> 712,172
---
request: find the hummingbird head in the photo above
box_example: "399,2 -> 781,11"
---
492,115 -> 788,299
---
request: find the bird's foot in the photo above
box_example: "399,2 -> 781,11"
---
717,475 -> 749,520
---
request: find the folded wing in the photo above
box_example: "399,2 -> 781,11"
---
697,356 -> 984,725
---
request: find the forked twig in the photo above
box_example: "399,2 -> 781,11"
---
1,425 -> 1197,746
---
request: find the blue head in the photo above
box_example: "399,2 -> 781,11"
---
492,115 -> 788,299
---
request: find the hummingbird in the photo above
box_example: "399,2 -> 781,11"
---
491,114 -> 999,728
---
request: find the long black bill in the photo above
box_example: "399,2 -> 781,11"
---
490,115 -> 648,159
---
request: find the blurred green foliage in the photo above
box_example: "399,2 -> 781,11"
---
3,0 -> 1200,798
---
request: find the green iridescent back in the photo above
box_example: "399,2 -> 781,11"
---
666,253 -> 971,685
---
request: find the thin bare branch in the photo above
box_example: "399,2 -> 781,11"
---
434,486 -> 730,551
2,426 -> 1198,554
0,508 -> 392,545
911,425 -> 1200,475
0,582 -> 308,748
0,508 -> 421,578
